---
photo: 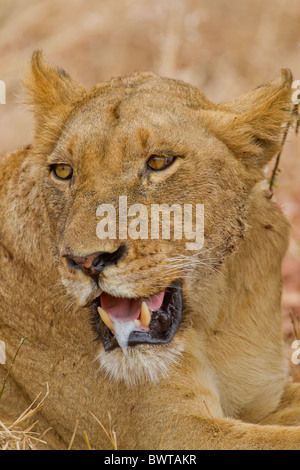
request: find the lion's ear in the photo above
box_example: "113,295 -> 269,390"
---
24,50 -> 87,132
203,69 -> 293,169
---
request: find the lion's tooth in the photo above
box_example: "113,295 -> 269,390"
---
134,319 -> 141,328
140,301 -> 151,328
97,306 -> 114,333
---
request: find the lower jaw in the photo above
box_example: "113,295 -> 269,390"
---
96,337 -> 185,386
91,280 -> 183,352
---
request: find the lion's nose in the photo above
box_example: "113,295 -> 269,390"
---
64,244 -> 126,276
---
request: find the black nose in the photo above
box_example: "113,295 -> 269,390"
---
65,244 -> 126,277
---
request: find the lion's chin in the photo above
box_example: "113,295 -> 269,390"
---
95,339 -> 185,386
91,281 -> 183,353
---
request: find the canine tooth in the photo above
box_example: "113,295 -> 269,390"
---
141,301 -> 151,328
97,306 -> 114,333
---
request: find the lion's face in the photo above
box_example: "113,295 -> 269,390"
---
26,53 -> 291,383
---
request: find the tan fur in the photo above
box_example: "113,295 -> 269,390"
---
1,51 -> 300,449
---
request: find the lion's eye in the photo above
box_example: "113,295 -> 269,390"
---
147,155 -> 176,171
52,164 -> 73,181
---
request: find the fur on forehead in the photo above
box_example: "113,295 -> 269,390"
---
24,50 -> 293,177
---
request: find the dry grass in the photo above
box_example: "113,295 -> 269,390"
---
65,411 -> 117,450
89,412 -> 118,450
0,339 -> 50,450
0,385 -> 49,450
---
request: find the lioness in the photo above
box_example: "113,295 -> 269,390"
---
0,51 -> 300,450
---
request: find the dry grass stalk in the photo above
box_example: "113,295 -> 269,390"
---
90,411 -> 117,450
158,415 -> 175,450
83,430 -> 92,450
68,419 -> 79,450
203,400 -> 233,450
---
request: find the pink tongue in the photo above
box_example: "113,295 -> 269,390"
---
101,291 -> 165,321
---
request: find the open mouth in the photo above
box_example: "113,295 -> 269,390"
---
91,280 -> 182,352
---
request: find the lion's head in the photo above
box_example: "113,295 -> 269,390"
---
23,51 -> 292,384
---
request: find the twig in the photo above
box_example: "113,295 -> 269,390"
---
269,103 -> 299,195
291,310 -> 300,340
0,338 -> 28,403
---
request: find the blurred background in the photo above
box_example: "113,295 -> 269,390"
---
0,0 -> 299,368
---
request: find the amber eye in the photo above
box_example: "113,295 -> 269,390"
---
147,155 -> 176,171
52,164 -> 73,181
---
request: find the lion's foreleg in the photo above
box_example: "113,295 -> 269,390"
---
258,381 -> 300,426
160,415 -> 300,450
